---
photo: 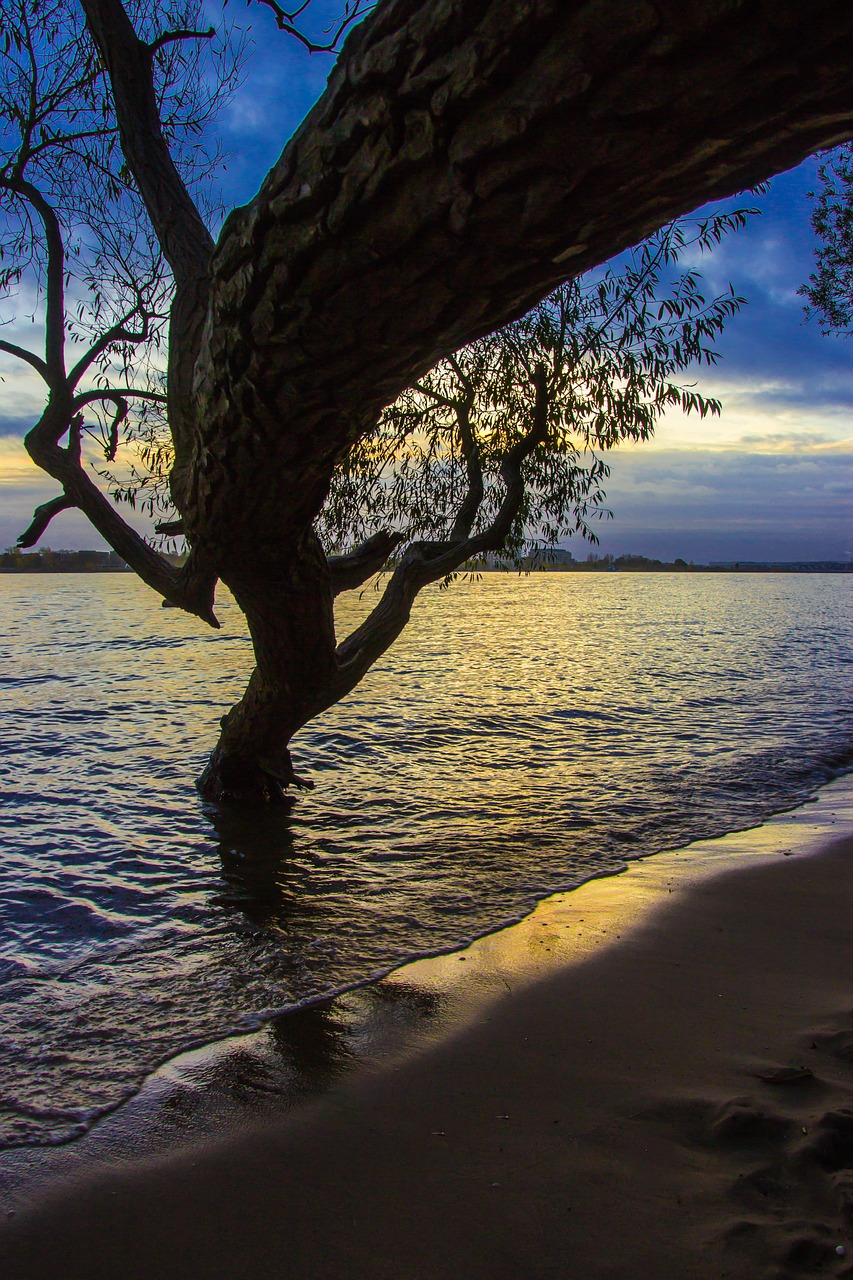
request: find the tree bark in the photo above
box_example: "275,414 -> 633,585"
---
192,0 -> 853,566
197,532 -> 339,802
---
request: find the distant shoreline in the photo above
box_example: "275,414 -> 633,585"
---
1,563 -> 850,575
0,566 -> 131,573
1,546 -> 850,574
0,565 -> 131,576
477,562 -> 853,574
0,550 -> 129,573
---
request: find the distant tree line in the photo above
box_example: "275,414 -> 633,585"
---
477,552 -> 852,572
483,552 -> 692,571
2,548 -> 848,573
0,548 -> 128,572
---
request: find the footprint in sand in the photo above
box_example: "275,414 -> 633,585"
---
710,1081 -> 853,1274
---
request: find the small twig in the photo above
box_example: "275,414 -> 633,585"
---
252,0 -> 373,53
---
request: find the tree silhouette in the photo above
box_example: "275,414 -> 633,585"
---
3,0 -> 853,802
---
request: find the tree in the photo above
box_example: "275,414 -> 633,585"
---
4,0 -> 853,804
801,142 -> 853,336
319,213 -> 747,570
0,0 -> 244,606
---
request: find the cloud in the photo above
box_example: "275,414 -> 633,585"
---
730,432 -> 852,453
0,434 -> 154,552
585,445 -> 853,562
214,11 -> 338,211
0,431 -> 39,483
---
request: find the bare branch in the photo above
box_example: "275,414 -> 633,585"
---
154,518 -> 184,536
73,388 -> 168,409
148,28 -> 215,57
104,395 -> 128,460
410,382 -> 458,410
17,495 -> 74,549
11,6 -> 40,180
327,529 -> 405,596
79,0 -> 213,286
68,310 -> 152,387
75,380 -> 173,510
1,177 -> 65,383
0,337 -> 49,382
252,0 -> 373,53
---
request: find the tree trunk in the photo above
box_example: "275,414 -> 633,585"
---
197,531 -> 338,803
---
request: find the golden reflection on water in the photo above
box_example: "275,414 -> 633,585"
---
384,775 -> 853,1023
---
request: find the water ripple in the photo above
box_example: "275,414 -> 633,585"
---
0,571 -> 851,1145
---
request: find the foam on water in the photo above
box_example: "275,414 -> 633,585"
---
0,571 -> 851,1144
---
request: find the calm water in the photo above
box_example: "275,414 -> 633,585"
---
0,571 -> 850,1146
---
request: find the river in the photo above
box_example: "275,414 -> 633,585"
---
0,571 -> 850,1146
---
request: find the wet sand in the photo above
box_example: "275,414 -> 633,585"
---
3,784 -> 853,1279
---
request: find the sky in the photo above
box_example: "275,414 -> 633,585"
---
0,6 -> 851,564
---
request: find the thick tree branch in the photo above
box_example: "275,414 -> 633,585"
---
198,0 -> 853,572
17,495 -> 74,549
73,388 -> 168,410
78,0 -> 213,286
449,400 -> 483,541
1,177 -> 65,384
24,126 -> 115,165
0,338 -> 49,382
79,0 -> 215,493
330,365 -> 549,701
148,28 -> 215,57
327,529 -> 405,595
24,402 -> 218,625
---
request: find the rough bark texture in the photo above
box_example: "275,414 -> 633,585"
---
197,530 -> 338,802
193,0 -> 853,566
76,0 -> 853,800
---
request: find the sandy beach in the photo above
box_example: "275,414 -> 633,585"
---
3,783 -> 853,1279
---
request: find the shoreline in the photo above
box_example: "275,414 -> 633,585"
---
2,776 -> 853,1276
2,565 -> 851,574
1,776 -> 849,1203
